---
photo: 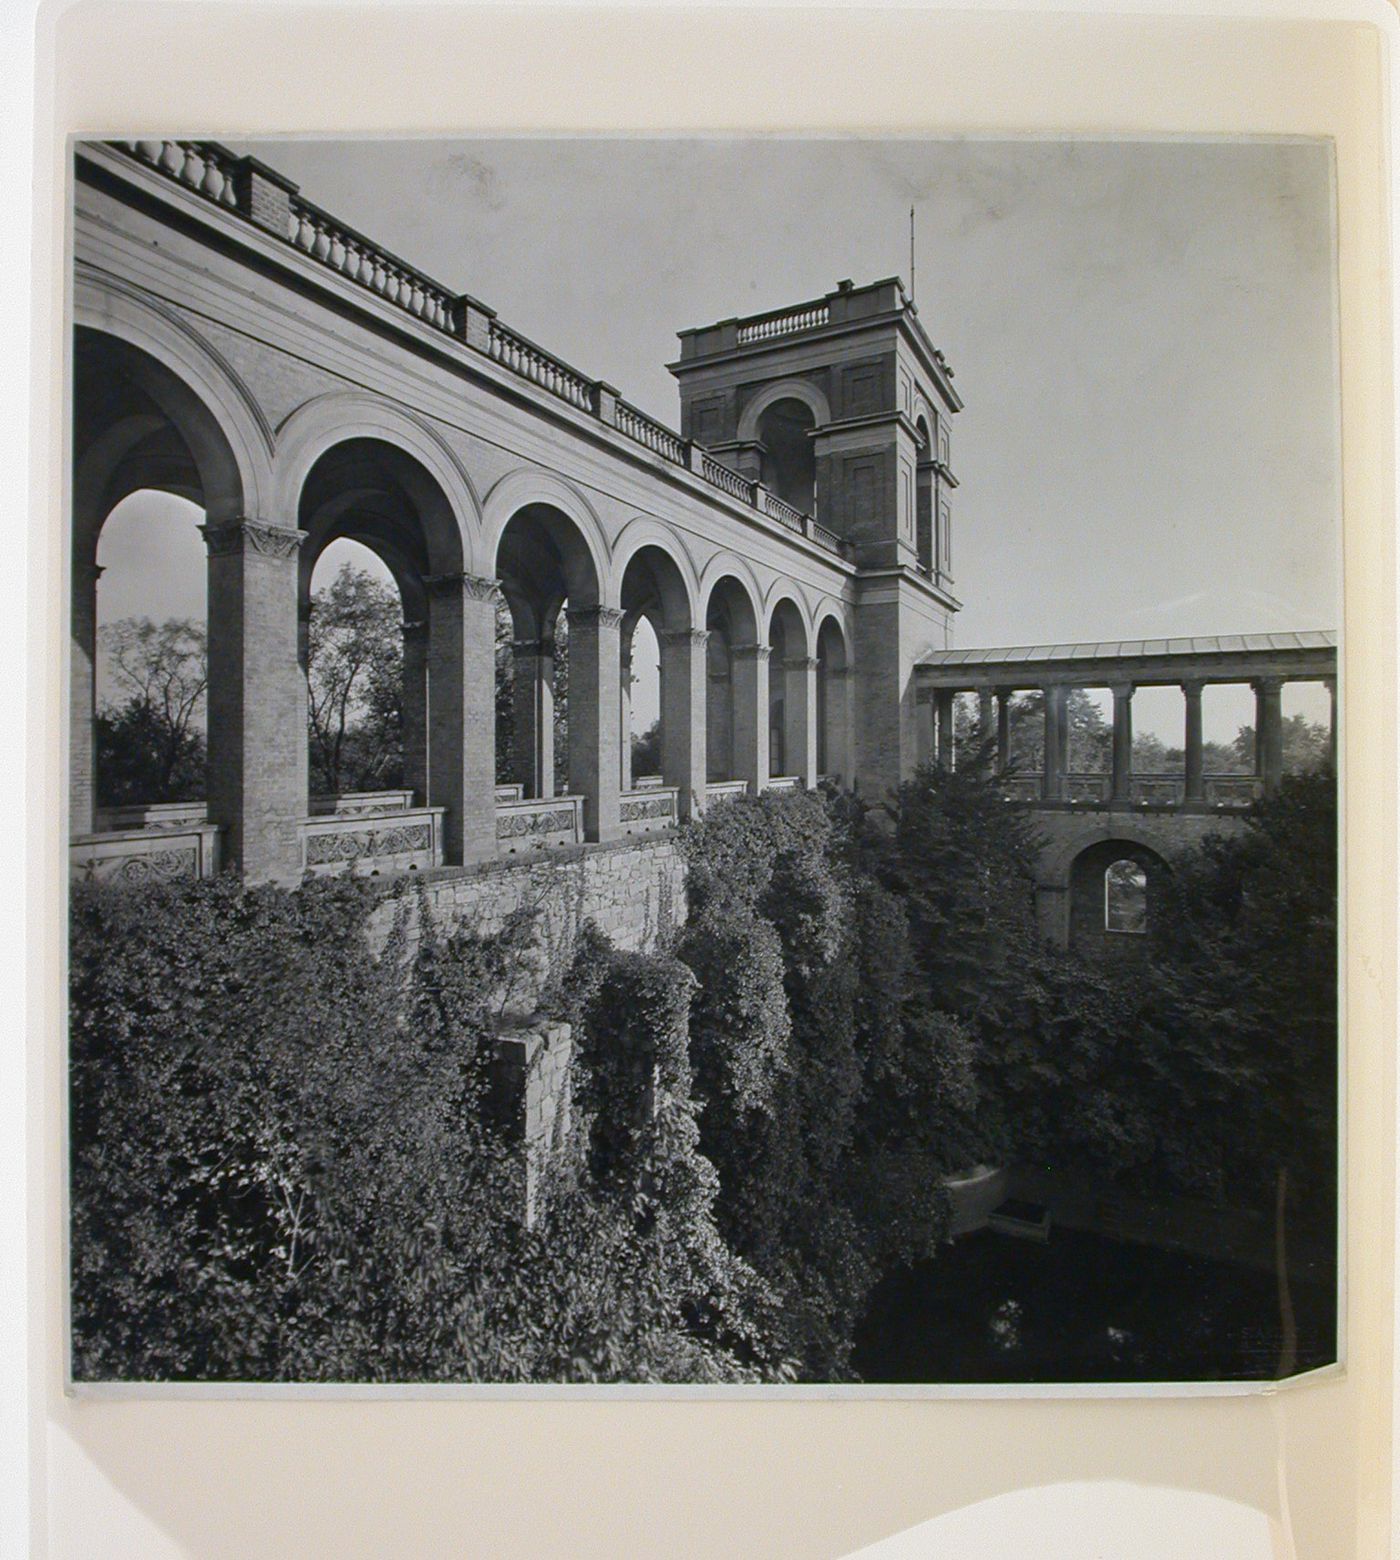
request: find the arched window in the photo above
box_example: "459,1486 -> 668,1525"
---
755,398 -> 816,514
1104,859 -> 1148,934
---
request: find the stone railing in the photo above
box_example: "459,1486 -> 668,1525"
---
496,794 -> 583,852
764,775 -> 802,791
1131,776 -> 1185,806
1205,775 -> 1264,807
1065,774 -> 1110,803
287,194 -> 458,331
631,774 -> 664,789
71,823 -> 222,884
300,807 -> 444,876
760,489 -> 807,536
703,779 -> 750,808
105,139 -> 849,562
494,782 -> 525,803
487,319 -> 596,411
309,788 -> 416,817
737,299 -> 830,344
93,800 -> 206,832
616,400 -> 687,464
619,785 -> 679,835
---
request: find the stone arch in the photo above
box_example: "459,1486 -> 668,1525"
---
73,270 -> 273,533
698,552 -> 764,634
736,377 -> 832,443
609,516 -> 701,627
482,468 -> 610,603
273,393 -> 481,572
767,594 -> 813,780
815,610 -> 853,785
1066,836 -> 1171,958
1037,817 -> 1182,892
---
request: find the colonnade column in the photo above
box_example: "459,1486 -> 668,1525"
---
567,604 -> 623,840
401,619 -> 429,805
823,664 -> 851,785
70,556 -> 102,836
1042,685 -> 1067,801
996,690 -> 1011,775
619,640 -> 634,791
660,628 -> 708,818
511,636 -> 556,800
203,518 -> 308,884
1110,682 -> 1135,806
424,572 -> 499,863
1182,679 -> 1205,805
731,642 -> 770,793
1326,677 -> 1337,770
935,688 -> 955,769
783,656 -> 819,787
1254,675 -> 1285,795
977,690 -> 995,759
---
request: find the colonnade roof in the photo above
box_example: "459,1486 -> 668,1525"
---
917,630 -> 1337,688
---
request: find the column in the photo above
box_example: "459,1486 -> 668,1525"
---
1182,679 -> 1205,804
425,572 -> 499,864
659,628 -> 708,818
822,665 -> 851,785
978,690 -> 996,756
1326,677 -> 1337,771
996,690 -> 1011,775
783,656 -> 819,787
619,638 -> 634,791
935,688 -> 955,769
915,690 -> 935,767
1110,682 -> 1134,806
1254,676 -> 1284,794
1042,685 -> 1067,801
70,557 -> 102,836
731,642 -> 770,793
567,604 -> 623,841
511,637 -> 555,800
401,619 -> 429,805
203,518 -> 308,883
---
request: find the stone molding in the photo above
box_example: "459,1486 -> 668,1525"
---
201,519 -> 307,560
566,604 -> 625,629
659,627 -> 711,648
783,655 -> 820,671
424,571 -> 502,603
511,637 -> 555,657
732,642 -> 772,662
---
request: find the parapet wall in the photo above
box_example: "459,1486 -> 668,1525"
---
367,835 -> 687,1006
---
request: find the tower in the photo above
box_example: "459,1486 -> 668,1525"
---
670,276 -> 962,798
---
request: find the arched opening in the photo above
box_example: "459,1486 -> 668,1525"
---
72,327 -> 247,842
816,616 -> 850,785
705,576 -> 761,786
756,397 -> 816,514
768,598 -> 811,781
915,414 -> 935,577
619,545 -> 691,792
1068,839 -> 1167,959
298,438 -> 466,815
495,504 -> 613,838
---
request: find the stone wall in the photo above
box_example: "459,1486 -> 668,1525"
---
366,835 -> 686,1012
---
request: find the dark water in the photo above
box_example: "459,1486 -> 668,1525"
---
853,1227 -> 1336,1384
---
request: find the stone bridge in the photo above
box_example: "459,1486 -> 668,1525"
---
70,139 -> 963,886
915,633 -> 1337,952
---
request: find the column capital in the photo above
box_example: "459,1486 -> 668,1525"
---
1181,678 -> 1206,698
784,655 -> 820,672
660,627 -> 710,648
732,642 -> 771,662
566,604 -> 625,629
201,518 -> 306,561
1252,674 -> 1285,695
75,560 -> 105,586
511,636 -> 554,658
1109,681 -> 1136,700
424,571 -> 502,603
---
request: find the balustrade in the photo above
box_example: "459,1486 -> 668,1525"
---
496,794 -> 584,852
619,785 -> 679,835
487,320 -> 595,409
94,800 -> 206,832
300,807 -> 445,876
703,779 -> 750,807
121,139 -> 241,209
615,400 -> 687,463
736,300 -> 830,344
309,788 -> 416,817
71,823 -> 222,884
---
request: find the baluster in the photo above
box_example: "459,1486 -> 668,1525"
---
200,153 -> 227,200
158,141 -> 184,176
383,268 -> 400,303
311,220 -> 331,261
294,209 -> 316,251
218,165 -> 238,206
327,228 -> 346,271
341,240 -> 361,283
134,139 -> 163,164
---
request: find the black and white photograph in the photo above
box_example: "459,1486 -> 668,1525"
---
67,133 -> 1340,1388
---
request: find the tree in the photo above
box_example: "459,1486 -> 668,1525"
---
96,616 -> 207,804
631,719 -> 662,777
307,564 -> 403,795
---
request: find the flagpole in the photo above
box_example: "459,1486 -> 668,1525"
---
909,204 -> 915,304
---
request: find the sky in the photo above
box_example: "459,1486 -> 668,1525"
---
96,136 -> 1340,743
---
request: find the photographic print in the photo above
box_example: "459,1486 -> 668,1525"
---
67,134 -> 1339,1387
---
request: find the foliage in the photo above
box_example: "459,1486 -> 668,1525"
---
631,719 -> 662,778
69,877 -> 767,1383
307,563 -> 404,795
95,616 -> 207,804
